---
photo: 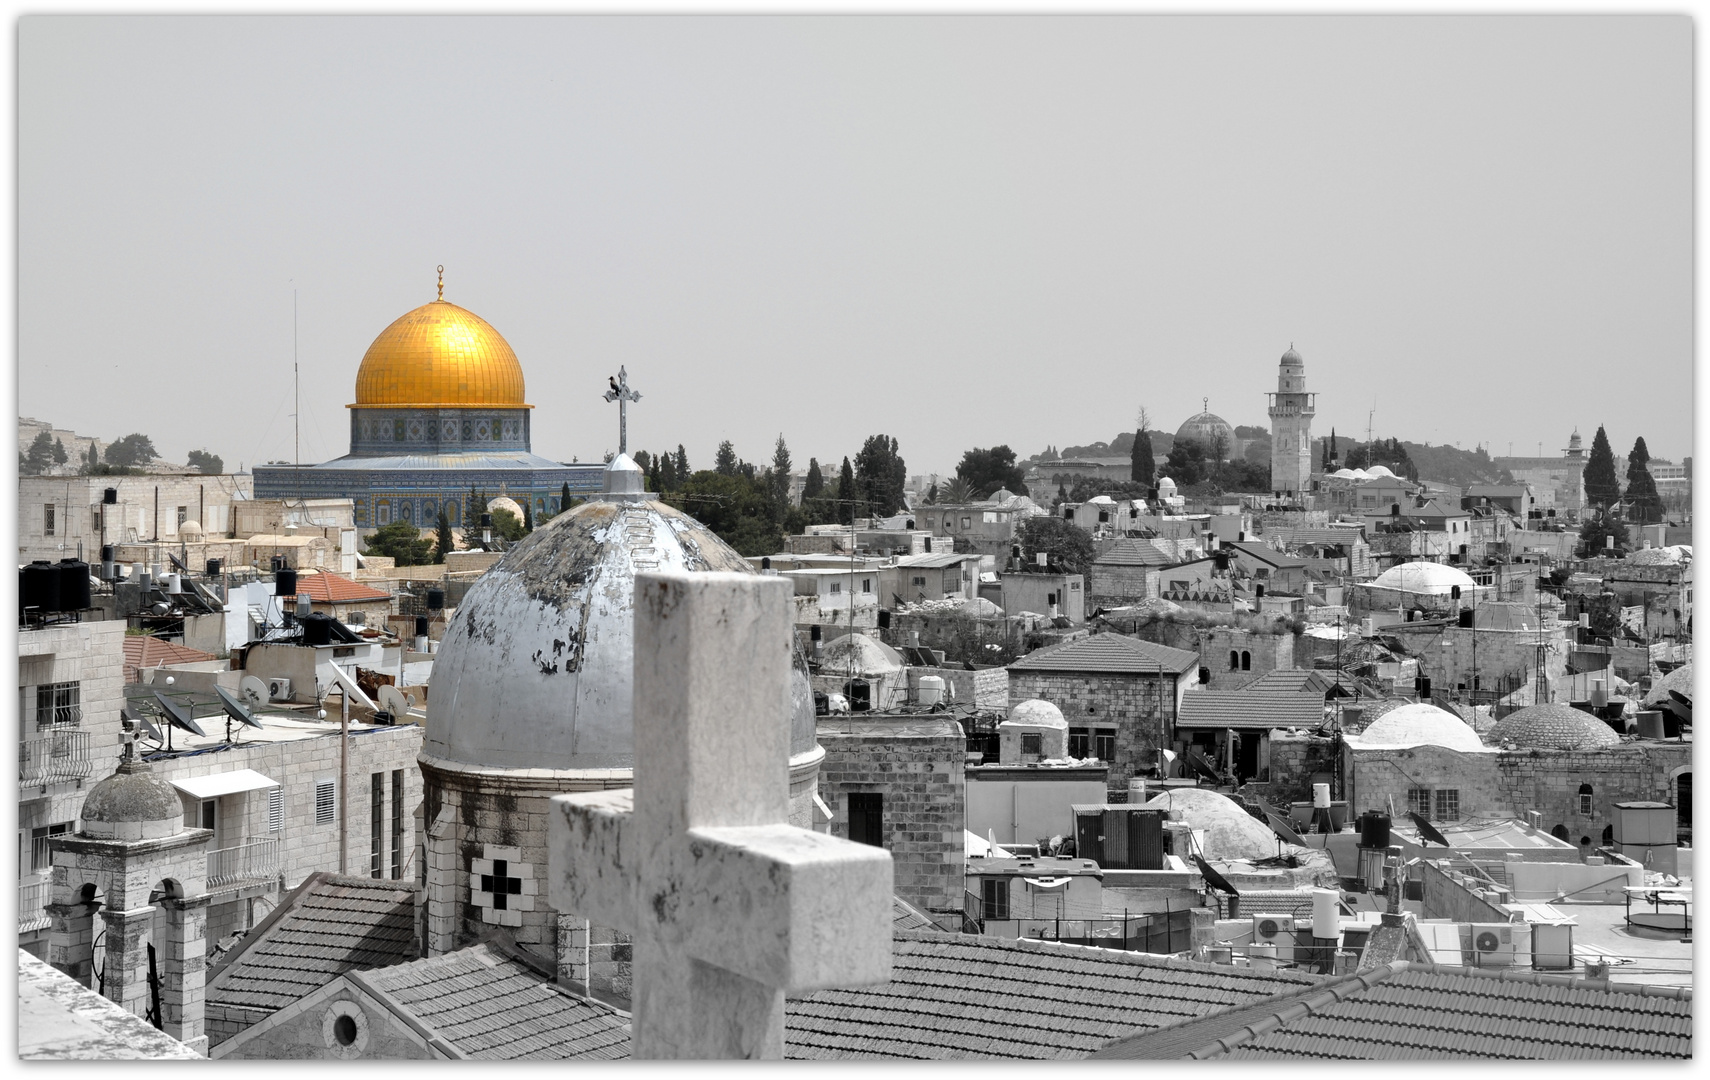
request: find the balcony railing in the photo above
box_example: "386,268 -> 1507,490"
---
19,729 -> 93,786
19,877 -> 51,934
35,704 -> 83,728
206,837 -> 282,892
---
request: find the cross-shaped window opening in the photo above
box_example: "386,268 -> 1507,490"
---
479,859 -> 525,910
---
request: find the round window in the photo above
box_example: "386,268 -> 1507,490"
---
333,1014 -> 357,1046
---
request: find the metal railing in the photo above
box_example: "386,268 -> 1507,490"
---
18,878 -> 51,933
35,703 -> 82,729
206,837 -> 282,892
19,729 -> 93,786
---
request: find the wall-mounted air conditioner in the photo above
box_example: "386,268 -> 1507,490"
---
1468,923 -> 1519,967
1251,914 -> 1296,961
267,678 -> 293,701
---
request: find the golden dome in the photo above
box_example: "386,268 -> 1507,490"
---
351,299 -> 528,408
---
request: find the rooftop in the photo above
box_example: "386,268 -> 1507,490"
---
122,636 -> 218,684
1008,633 -> 1199,676
291,570 -> 393,603
1177,689 -> 1326,731
18,949 -> 203,1060
1093,538 -> 1177,567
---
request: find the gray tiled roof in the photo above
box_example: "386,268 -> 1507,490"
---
1177,689 -> 1326,730
784,930 -> 1319,1059
1091,961 -> 1693,1059
206,873 -> 417,1016
357,941 -> 630,1060
1235,669 -> 1335,696
1094,539 -> 1176,568
1226,542 -> 1307,569
891,896 -> 944,932
1009,634 -> 1199,676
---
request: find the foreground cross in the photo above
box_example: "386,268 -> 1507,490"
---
602,365 -> 641,456
549,572 -> 893,1059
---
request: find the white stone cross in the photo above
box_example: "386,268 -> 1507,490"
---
548,571 -> 893,1059
602,365 -> 641,456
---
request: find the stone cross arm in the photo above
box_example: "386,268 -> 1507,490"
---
549,791 -> 893,992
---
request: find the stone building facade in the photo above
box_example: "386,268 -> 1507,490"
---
1386,621 -> 1569,701
1198,627 -> 1293,690
817,717 -> 966,923
19,473 -> 256,564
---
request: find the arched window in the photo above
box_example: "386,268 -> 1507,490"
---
1578,783 -> 1594,817
376,503 -> 390,526
1229,651 -> 1240,671
1240,651 -> 1252,671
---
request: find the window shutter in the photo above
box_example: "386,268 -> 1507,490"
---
316,779 -> 337,825
268,786 -> 285,832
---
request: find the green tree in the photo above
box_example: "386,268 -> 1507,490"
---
1582,425 -> 1622,508
803,458 -> 824,499
665,471 -> 782,556
104,433 -> 159,467
854,434 -> 907,516
463,487 -> 485,535
1624,436 -> 1663,524
490,507 -> 526,542
954,444 -> 1026,498
939,476 -> 974,505
186,448 -> 223,474
434,509 -> 455,563
560,482 -> 572,511
714,440 -> 738,476
22,431 -> 54,475
770,435 -> 793,509
1130,406 -> 1155,485
1163,439 -> 1207,486
363,521 -> 435,566
1578,507 -> 1629,559
523,500 -> 535,533
1018,515 -> 1096,590
52,438 -> 68,465
836,457 -> 856,524
1221,458 -> 1272,492
675,445 -> 690,480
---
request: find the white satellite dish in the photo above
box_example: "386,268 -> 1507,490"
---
240,675 -> 270,710
378,684 -> 411,717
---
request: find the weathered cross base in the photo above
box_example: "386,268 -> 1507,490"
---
549,572 -> 893,1059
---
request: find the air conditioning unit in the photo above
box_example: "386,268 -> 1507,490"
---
1251,914 -> 1296,961
1468,923 -> 1519,967
267,678 -> 293,702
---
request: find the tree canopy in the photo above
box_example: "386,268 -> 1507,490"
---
21,431 -> 55,475
1163,439 -> 1208,486
665,470 -> 781,556
855,434 -> 908,516
1129,408 -> 1155,486
1624,436 -> 1663,524
1018,515 -> 1095,588
714,440 -> 738,476
363,521 -> 435,566
1582,425 -> 1622,508
186,448 -> 223,474
104,433 -> 158,467
954,444 -> 1025,499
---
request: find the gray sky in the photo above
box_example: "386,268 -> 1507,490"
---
18,14 -> 1692,477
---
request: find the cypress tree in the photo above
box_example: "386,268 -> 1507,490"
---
560,481 -> 572,510
523,501 -> 535,533
836,456 -> 856,524
434,509 -> 455,562
675,444 -> 690,480
1582,425 -> 1622,508
1625,436 -> 1663,524
803,458 -> 824,499
1130,423 -> 1155,485
715,440 -> 738,476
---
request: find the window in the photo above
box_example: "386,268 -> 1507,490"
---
376,504 -> 390,526
200,799 -> 217,833
1579,783 -> 1594,817
371,773 -> 385,878
862,579 -> 872,594
1407,787 -> 1432,819
35,682 -> 80,728
848,793 -> 884,847
1020,733 -> 1043,758
912,576 -> 927,587
43,504 -> 55,536
268,786 -> 285,833
1229,651 -> 1240,671
829,581 -> 842,595
1094,728 -> 1116,762
30,823 -> 69,873
1068,727 -> 1090,758
316,779 -> 337,826
981,877 -> 1010,920
961,517 -> 971,530
392,769 -> 404,880
1433,789 -> 1460,821
176,506 -> 188,527
1240,651 -> 1251,671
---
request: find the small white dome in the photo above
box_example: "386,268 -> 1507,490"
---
1356,702 -> 1484,751
486,495 -> 525,520
178,519 -> 205,539
1158,477 -> 1178,495
1139,788 -> 1280,861
1331,468 -> 1359,479
1088,495 -> 1115,505
820,632 -> 904,677
1006,699 -> 1067,729
1364,465 -> 1397,479
1372,562 -> 1477,595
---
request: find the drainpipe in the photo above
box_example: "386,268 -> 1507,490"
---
340,689 -> 350,874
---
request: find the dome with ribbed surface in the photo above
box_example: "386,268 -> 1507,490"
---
352,299 -> 526,408
1489,703 -> 1620,750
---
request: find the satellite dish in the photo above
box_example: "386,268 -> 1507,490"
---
378,685 -> 411,717
151,690 -> 206,737
1263,810 -> 1307,848
215,685 -> 265,730
240,676 -> 270,710
121,704 -> 163,743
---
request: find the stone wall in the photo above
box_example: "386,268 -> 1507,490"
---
1265,732 -> 1335,804
1088,564 -> 1157,608
1199,627 -> 1293,690
816,718 -> 965,920
19,621 -> 129,843
213,982 -> 435,1060
904,665 -> 1008,711
1385,623 -> 1570,698
1007,670 -> 1179,789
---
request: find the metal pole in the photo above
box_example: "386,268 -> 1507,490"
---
340,689 -> 349,875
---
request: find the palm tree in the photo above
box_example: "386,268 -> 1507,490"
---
939,476 -> 975,504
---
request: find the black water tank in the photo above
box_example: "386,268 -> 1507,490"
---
103,487 -> 118,505
1360,812 -> 1392,850
809,624 -> 822,642
414,616 -> 429,638
300,612 -> 333,647
58,559 -> 91,611
206,558 -> 223,577
101,544 -> 116,563
22,561 -> 60,613
877,609 -> 891,630
426,588 -> 445,611
276,567 -> 298,598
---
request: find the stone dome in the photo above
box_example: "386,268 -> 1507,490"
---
1157,477 -> 1178,496
79,761 -> 185,841
1643,662 -> 1693,707
1006,699 -> 1067,730
352,297 -> 526,408
1372,562 -> 1477,595
1174,410 -> 1235,449
178,519 -> 204,539
486,495 -> 525,521
1139,788 -> 1280,861
425,461 -> 756,772
1363,464 -> 1397,479
1355,702 -> 1484,751
1343,696 -> 1403,734
1280,347 -> 1302,364
1488,703 -> 1620,750
820,632 -> 904,678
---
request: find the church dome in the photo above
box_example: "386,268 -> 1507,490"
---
425,473 -> 755,773
352,298 -> 526,408
1488,703 -> 1620,750
1355,702 -> 1484,751
79,761 -> 185,841
1175,410 -> 1235,448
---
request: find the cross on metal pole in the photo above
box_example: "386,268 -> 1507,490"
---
604,366 -> 642,456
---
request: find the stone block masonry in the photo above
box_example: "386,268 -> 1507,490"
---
1007,670 -> 1178,790
817,718 -> 965,921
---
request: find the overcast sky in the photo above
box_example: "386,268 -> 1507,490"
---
17,14 -> 1692,478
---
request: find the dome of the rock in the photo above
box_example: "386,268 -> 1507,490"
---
353,299 -> 526,408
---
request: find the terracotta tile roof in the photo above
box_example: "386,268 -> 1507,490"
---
122,636 -> 218,683
1091,961 -> 1693,1060
1177,689 -> 1327,730
206,873 -> 417,1022
356,940 -> 630,1060
293,571 -> 392,604
1009,634 -> 1199,676
1094,539 -> 1177,568
784,930 -> 1320,1060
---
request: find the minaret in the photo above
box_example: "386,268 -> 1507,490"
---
1267,345 -> 1317,498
